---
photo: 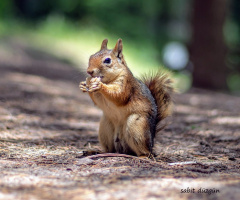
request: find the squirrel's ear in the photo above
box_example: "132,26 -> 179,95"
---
113,39 -> 123,59
100,39 -> 108,50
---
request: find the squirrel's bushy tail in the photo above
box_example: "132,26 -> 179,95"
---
142,72 -> 174,125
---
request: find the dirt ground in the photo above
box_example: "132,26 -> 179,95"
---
0,38 -> 240,200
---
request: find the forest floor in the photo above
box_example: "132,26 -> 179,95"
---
0,38 -> 240,200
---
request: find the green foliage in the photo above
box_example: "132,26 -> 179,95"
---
227,73 -> 240,94
0,0 -> 14,18
84,0 -> 163,39
0,0 -> 172,47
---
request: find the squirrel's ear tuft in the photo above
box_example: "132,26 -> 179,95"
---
100,39 -> 108,50
113,39 -> 123,59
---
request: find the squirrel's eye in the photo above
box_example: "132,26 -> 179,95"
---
103,58 -> 111,64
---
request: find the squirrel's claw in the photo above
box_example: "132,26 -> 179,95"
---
79,81 -> 88,93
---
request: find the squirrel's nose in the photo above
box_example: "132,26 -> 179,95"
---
87,70 -> 94,76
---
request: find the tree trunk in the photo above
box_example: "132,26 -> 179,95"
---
191,0 -> 229,90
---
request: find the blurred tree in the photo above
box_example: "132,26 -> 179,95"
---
190,0 -> 229,90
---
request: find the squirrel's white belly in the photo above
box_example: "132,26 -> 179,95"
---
93,92 -> 127,125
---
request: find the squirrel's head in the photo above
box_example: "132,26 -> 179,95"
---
87,39 -> 126,83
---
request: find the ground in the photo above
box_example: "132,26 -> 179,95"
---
0,38 -> 240,200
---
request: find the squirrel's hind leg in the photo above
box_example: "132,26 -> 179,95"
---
98,115 -> 115,153
124,114 -> 151,156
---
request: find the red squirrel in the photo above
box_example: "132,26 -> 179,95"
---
79,39 -> 173,156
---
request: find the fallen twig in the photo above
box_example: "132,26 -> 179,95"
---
85,153 -> 165,166
168,161 -> 197,166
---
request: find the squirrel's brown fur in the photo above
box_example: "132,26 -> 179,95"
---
79,39 -> 173,156
142,73 -> 174,122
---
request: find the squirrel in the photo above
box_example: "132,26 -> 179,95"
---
79,39 -> 173,157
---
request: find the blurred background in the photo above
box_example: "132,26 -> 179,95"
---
0,0 -> 240,93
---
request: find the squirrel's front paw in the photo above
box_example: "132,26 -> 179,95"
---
88,77 -> 102,92
79,81 -> 88,92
